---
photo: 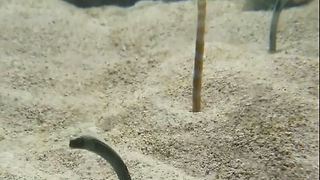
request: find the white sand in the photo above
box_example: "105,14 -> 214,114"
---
0,0 -> 319,179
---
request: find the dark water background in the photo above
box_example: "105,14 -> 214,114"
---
63,0 -> 313,10
63,0 -> 187,8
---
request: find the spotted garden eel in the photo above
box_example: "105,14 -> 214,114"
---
69,136 -> 131,180
269,0 -> 289,53
269,0 -> 314,52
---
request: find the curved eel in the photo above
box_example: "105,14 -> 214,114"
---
269,0 -> 289,53
69,135 -> 131,180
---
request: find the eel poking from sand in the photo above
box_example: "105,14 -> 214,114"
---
69,136 -> 131,180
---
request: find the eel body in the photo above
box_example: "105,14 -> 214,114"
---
69,136 -> 131,180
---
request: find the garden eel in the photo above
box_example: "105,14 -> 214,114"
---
192,0 -> 206,112
69,136 -> 131,180
269,0 -> 289,53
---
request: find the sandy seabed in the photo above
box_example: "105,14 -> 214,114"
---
0,0 -> 319,179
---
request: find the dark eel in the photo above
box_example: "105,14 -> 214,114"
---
69,136 -> 131,180
269,0 -> 289,53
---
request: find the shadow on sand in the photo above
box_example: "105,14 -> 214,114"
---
62,0 -> 187,8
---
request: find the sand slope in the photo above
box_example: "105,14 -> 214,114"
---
0,0 -> 319,179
